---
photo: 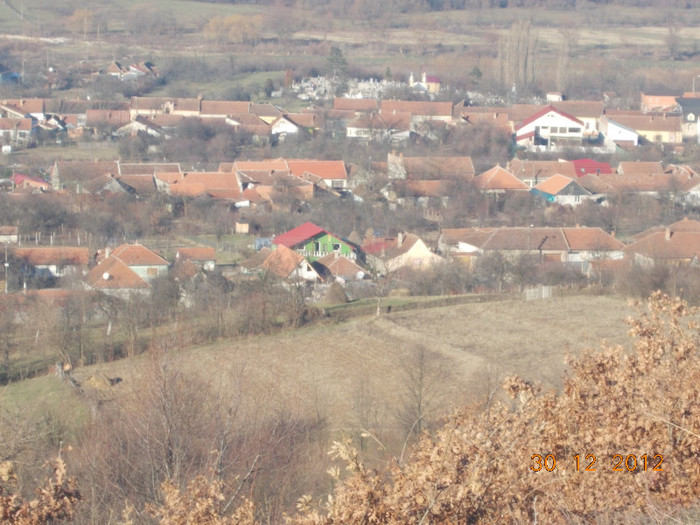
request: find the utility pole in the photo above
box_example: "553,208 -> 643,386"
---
4,243 -> 8,294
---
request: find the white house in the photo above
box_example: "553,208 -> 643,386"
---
600,115 -> 640,150
515,106 -> 584,151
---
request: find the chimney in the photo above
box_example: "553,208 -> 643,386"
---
398,232 -> 404,248
105,247 -> 111,258
665,228 -> 672,241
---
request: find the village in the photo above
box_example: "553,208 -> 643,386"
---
0,83 -> 699,310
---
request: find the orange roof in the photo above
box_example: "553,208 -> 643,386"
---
0,118 -> 32,131
605,112 -> 682,134
616,161 -> 664,175
624,231 -> 700,261
285,113 -> 318,128
116,174 -> 156,195
287,159 -> 347,181
1,98 -> 45,114
315,252 -> 364,278
85,256 -> 150,289
633,218 -> 700,241
533,174 -> 583,195
155,171 -> 183,184
12,246 -> 89,266
562,228 -> 623,251
169,182 -> 206,197
507,159 -> 578,180
260,244 -> 306,279
234,159 -> 289,172
112,244 -> 168,266
474,166 -> 529,190
181,171 -> 239,190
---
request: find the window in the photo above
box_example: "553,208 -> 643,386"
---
332,243 -> 341,251
568,127 -> 581,133
655,135 -> 663,143
147,267 -> 158,277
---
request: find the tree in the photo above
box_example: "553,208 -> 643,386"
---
327,46 -> 347,79
497,19 -> 538,93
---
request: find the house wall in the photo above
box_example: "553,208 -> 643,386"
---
298,233 -> 354,261
129,264 -> 169,281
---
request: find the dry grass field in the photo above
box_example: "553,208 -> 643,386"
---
30,294 -> 637,437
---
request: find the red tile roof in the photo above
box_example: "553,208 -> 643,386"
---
260,244 -> 306,279
624,231 -> 700,261
85,256 -> 150,289
273,222 -> 327,248
111,244 -> 168,266
474,166 -> 529,191
380,100 -> 452,117
533,174 -> 583,196
315,252 -> 365,278
287,160 -> 347,181
572,158 -> 613,176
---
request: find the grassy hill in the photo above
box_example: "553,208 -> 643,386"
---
3,294 -> 637,436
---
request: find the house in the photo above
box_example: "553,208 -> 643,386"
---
438,226 -> 623,274
333,97 -> 379,114
379,100 -> 452,124
600,115 -> 640,150
12,246 -> 90,279
200,100 -> 251,118
515,106 -> 584,150
313,252 -> 366,281
175,246 -> 216,272
346,112 -> 411,142
10,173 -> 50,192
531,174 -> 594,206
273,222 -> 358,262
640,91 -> 681,113
473,166 -> 530,193
0,118 -> 34,145
603,110 -> 682,145
387,153 -> 475,181
507,159 -> 578,188
107,243 -> 169,281
453,104 -> 512,133
84,256 -> 151,297
551,101 -> 604,139
675,96 -> 700,143
259,244 -> 319,282
287,159 -> 348,190
362,232 -> 442,273
571,159 -> 613,177
624,225 -> 700,267
0,226 -> 18,244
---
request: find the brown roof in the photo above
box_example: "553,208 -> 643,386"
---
600,173 -> 691,193
0,226 -> 18,235
444,227 -> 621,252
54,160 -> 120,185
130,96 -> 201,113
474,166 -> 529,191
235,159 -> 289,172
260,244 -> 306,279
624,231 -> 700,261
633,218 -> 700,241
400,156 -> 475,180
176,246 -> 216,261
315,252 -> 365,278
533,174 -> 587,196
1,98 -> 45,114
85,109 -> 131,127
115,174 -> 157,196
118,162 -> 181,175
605,112 -> 682,134
0,118 -> 32,131
380,100 -> 452,117
180,171 -> 240,190
112,243 -> 169,266
551,100 -> 604,119
12,246 -> 89,266
250,103 -> 284,118
333,98 -> 379,112
287,159 -> 347,181
616,161 -> 664,175
507,159 -> 578,181
348,112 -> 411,131
562,228 -> 623,251
285,113 -> 318,128
85,256 -> 150,289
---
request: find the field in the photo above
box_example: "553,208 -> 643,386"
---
2,294 -> 638,439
